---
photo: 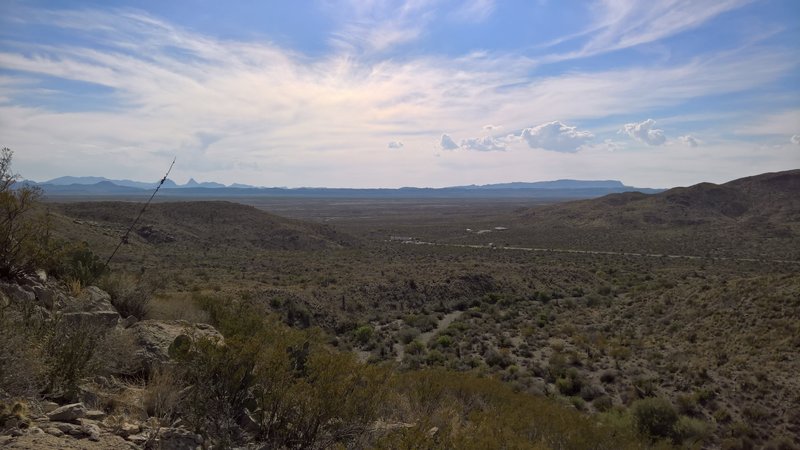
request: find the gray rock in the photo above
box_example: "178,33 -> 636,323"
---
126,320 -> 223,375
32,286 -> 57,309
2,283 -> 35,303
117,422 -> 140,438
122,315 -> 138,328
127,433 -> 149,445
54,422 -> 79,433
157,427 -> 202,450
46,403 -> 87,423
43,427 -> 64,437
62,287 -> 120,328
82,422 -> 102,441
40,401 -> 60,413
85,409 -> 107,420
0,435 -> 13,445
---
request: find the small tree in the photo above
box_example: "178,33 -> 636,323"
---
0,148 -> 50,279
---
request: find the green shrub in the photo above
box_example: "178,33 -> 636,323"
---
631,397 -> 678,440
354,325 -> 374,345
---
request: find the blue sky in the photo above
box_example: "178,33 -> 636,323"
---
0,0 -> 798,188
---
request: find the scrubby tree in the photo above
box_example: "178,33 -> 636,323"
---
0,148 -> 50,279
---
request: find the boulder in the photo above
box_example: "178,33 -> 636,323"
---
46,403 -> 86,423
126,320 -> 223,375
82,422 -> 102,441
0,283 -> 35,303
32,286 -> 57,309
63,287 -> 120,328
156,427 -> 203,450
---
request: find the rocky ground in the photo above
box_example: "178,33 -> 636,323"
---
0,274 -> 222,449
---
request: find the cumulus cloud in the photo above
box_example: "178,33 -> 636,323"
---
439,133 -> 508,151
440,134 -> 459,150
621,119 -> 666,145
678,135 -> 699,147
460,136 -> 507,152
791,135 -> 800,145
387,141 -> 404,149
520,121 -> 594,152
483,124 -> 501,131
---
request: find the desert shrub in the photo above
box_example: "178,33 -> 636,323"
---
98,271 -> 153,319
354,324 -> 374,345
61,244 -> 106,288
43,319 -> 107,399
405,340 -> 427,356
404,314 -> 438,332
0,148 -> 53,280
90,327 -> 140,377
143,367 -> 185,421
672,416 -> 712,445
179,294 -> 390,448
0,400 -> 30,431
397,327 -> 420,344
0,305 -> 46,397
631,397 -> 678,440
483,348 -> 512,368
381,369 -> 649,450
593,395 -> 613,412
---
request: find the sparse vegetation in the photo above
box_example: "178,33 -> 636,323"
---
1,166 -> 798,447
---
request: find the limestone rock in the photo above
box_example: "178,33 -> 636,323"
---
126,320 -> 223,375
82,422 -> 102,441
85,410 -> 107,421
63,287 -> 120,328
46,403 -> 87,423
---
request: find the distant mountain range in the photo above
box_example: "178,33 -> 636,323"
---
23,176 -> 662,199
42,176 -> 240,190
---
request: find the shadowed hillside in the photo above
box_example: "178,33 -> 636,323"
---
51,201 -> 356,252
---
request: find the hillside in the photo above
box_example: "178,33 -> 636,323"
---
495,169 -> 800,259
51,201 -> 354,252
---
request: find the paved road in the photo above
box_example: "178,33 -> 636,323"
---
396,240 -> 800,265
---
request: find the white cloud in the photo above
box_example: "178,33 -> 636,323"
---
460,135 -> 507,152
451,0 -> 496,23
0,6 -> 797,187
520,121 -> 594,152
736,110 -> 800,136
678,135 -> 699,147
388,141 -> 404,149
440,134 -> 459,150
791,135 -> 800,145
551,0 -> 755,61
621,119 -> 666,145
483,124 -> 501,131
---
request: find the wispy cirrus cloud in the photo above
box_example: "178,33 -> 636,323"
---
451,0 -> 496,23
545,0 -> 755,61
0,2 -> 796,188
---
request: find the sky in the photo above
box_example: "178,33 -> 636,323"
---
0,0 -> 798,188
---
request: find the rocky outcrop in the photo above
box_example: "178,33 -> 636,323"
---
126,320 -> 224,375
62,287 -> 120,328
46,403 -> 87,423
